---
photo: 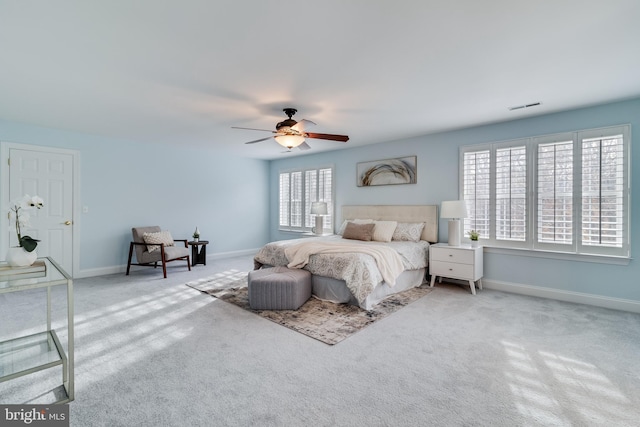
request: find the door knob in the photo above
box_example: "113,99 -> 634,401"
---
64,221 -> 72,225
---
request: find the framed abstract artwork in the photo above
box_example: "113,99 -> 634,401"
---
356,156 -> 417,187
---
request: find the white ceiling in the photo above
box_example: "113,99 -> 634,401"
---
1,1 -> 639,160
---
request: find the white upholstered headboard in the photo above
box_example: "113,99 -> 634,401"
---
341,205 -> 438,243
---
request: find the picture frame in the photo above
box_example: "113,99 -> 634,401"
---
356,156 -> 417,187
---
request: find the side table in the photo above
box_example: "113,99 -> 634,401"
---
188,240 -> 209,266
0,257 -> 74,404
429,243 -> 483,295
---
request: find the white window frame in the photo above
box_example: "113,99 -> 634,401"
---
279,165 -> 334,233
460,125 -> 630,259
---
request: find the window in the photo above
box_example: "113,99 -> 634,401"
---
279,166 -> 333,233
461,125 -> 630,258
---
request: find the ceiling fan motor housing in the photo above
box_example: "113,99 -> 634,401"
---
277,108 -> 299,131
276,119 -> 298,131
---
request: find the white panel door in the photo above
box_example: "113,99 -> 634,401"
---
9,148 -> 74,274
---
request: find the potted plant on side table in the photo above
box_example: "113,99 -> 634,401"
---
467,230 -> 479,248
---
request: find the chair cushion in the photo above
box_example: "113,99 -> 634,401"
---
143,230 -> 175,253
163,246 -> 189,261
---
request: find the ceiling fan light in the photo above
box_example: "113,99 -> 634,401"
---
275,134 -> 305,148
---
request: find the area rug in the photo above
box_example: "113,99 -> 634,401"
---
186,269 -> 433,345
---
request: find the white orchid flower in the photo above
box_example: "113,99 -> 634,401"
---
8,197 -> 28,212
28,195 -> 44,209
7,194 -> 44,251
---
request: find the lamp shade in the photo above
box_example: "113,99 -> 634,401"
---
310,202 -> 328,215
440,200 -> 467,219
275,134 -> 305,148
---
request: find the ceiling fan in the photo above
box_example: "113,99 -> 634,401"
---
232,108 -> 349,151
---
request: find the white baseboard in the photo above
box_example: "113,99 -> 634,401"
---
74,248 -> 260,279
483,279 -> 640,314
210,248 -> 259,260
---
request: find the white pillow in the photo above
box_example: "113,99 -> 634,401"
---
143,230 -> 175,253
337,219 -> 373,235
372,220 -> 398,242
392,222 -> 425,242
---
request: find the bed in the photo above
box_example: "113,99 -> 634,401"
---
253,205 -> 438,310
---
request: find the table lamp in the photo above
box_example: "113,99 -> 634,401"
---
310,202 -> 328,235
440,200 -> 467,246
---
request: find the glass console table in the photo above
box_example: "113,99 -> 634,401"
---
0,257 -> 74,404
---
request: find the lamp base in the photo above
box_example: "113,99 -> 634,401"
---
314,215 -> 324,235
448,219 -> 461,246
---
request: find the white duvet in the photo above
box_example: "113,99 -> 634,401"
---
284,239 -> 404,286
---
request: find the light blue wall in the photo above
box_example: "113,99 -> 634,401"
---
269,97 -> 640,303
0,120 -> 270,274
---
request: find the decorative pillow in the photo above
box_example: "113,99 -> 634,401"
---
342,222 -> 375,241
337,219 -> 373,235
143,230 -> 175,253
372,220 -> 398,242
392,222 -> 425,242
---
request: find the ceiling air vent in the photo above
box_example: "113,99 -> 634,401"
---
508,102 -> 541,111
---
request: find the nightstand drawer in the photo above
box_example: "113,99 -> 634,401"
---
431,247 -> 474,264
430,261 -> 474,279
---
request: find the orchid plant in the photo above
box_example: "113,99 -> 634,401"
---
8,194 -> 44,252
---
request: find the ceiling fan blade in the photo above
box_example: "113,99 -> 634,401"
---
291,119 -> 316,133
305,132 -> 349,142
244,136 -> 274,144
232,126 -> 276,133
298,141 -> 311,151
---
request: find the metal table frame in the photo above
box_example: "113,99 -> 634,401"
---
0,257 -> 74,403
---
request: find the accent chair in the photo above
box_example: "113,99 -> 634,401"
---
126,226 -> 191,278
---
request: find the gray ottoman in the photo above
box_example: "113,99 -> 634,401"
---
248,266 -> 312,310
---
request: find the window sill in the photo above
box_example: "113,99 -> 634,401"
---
482,246 -> 631,266
278,229 -> 309,234
278,229 -> 333,236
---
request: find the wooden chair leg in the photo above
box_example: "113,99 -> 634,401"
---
160,246 -> 168,278
126,242 -> 134,275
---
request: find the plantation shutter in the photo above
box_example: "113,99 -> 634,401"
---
581,133 -> 625,248
318,168 -> 333,231
305,170 -> 318,228
463,150 -> 490,238
289,171 -> 303,227
279,173 -> 290,227
495,146 -> 527,241
279,166 -> 334,232
537,140 -> 573,246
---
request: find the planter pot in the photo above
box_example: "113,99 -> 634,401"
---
470,240 -> 478,248
6,247 -> 37,267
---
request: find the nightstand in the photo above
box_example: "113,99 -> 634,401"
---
429,243 -> 483,295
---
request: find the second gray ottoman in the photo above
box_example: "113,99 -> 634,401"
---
248,266 -> 312,310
